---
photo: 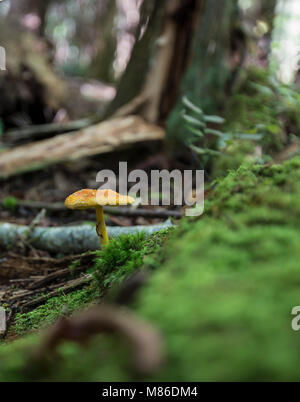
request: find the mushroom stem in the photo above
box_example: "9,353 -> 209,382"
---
96,206 -> 109,247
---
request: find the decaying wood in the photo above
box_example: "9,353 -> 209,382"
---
0,221 -> 173,254
36,304 -> 164,376
0,116 -> 164,179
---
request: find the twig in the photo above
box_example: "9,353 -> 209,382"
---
8,287 -> 49,303
28,264 -> 89,290
21,276 -> 92,309
16,200 -> 183,218
5,118 -> 93,143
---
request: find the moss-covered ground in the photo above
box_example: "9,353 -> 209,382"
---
1,156 -> 300,381
11,230 -> 171,335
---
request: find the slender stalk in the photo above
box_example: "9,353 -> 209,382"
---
96,206 -> 109,247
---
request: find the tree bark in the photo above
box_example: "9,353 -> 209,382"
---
166,0 -> 241,147
105,0 -> 203,124
90,0 -> 118,84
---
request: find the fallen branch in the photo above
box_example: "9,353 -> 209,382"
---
0,221 -> 173,254
0,115 -> 164,179
5,118 -> 93,143
28,264 -> 90,290
15,200 -> 183,218
21,276 -> 93,309
0,252 -> 94,279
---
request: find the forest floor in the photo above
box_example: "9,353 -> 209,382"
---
1,66 -> 300,380
1,155 -> 300,381
0,143 -> 185,341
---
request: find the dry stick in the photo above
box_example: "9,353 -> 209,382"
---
17,200 -> 184,218
7,275 -> 91,305
28,264 -> 89,290
7,261 -> 91,304
8,287 -> 51,303
9,278 -> 36,283
21,276 -> 93,309
5,118 -> 93,143
1,253 -> 94,281
36,304 -> 164,376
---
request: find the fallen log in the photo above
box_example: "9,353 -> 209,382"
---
0,115 -> 165,179
0,221 -> 173,254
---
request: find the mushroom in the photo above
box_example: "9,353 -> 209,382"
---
65,189 -> 135,247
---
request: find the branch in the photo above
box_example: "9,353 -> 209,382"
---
15,200 -> 183,218
0,221 -> 173,254
0,116 -> 164,179
5,118 -> 93,143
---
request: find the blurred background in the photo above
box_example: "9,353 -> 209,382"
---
0,0 -> 299,125
0,0 -> 300,224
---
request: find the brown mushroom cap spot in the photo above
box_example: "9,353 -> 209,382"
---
65,189 -> 135,210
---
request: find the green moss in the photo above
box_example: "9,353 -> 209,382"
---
213,140 -> 256,177
214,67 -> 300,176
2,158 -> 300,380
136,222 -> 300,381
92,229 -> 172,290
2,196 -> 18,212
13,288 -> 96,335
11,230 -> 172,336
206,156 -> 300,222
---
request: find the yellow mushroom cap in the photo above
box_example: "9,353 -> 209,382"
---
65,189 -> 135,210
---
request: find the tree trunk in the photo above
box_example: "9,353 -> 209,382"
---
90,0 -> 118,84
105,0 -> 203,124
166,0 -> 240,147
